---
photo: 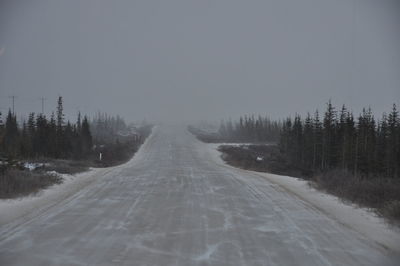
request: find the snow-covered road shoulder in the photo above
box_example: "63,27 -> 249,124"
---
206,143 -> 400,253
0,167 -> 109,226
0,127 -> 155,228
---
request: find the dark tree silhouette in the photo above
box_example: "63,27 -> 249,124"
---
279,102 -> 399,179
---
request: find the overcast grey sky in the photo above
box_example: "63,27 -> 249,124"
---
0,0 -> 399,123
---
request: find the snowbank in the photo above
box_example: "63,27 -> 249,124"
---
206,143 -> 400,253
23,162 -> 49,171
214,143 -> 274,147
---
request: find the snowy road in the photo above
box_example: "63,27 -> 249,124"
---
0,126 -> 399,265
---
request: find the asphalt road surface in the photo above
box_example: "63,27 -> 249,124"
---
0,126 -> 399,265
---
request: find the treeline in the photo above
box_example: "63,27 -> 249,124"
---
0,97 -> 92,159
90,113 -> 152,166
219,116 -> 281,142
91,112 -> 128,143
279,101 -> 400,179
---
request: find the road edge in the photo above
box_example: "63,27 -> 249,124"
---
0,127 -> 156,230
204,142 -> 400,254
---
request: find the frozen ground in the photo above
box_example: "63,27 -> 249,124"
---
0,126 -> 399,265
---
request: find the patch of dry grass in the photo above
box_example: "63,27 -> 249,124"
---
313,170 -> 400,224
0,169 -> 63,199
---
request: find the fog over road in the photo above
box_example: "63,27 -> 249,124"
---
0,126 -> 398,265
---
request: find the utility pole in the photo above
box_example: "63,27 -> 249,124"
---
8,95 -> 17,114
40,97 -> 46,114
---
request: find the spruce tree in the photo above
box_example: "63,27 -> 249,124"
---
303,113 -> 314,168
81,116 -> 93,156
64,121 -> 74,157
48,112 -> 57,157
3,110 -> 19,157
0,112 -> 4,152
387,104 -> 399,178
20,122 -> 32,157
292,114 -> 303,165
35,114 -> 48,156
77,112 -> 82,134
56,97 -> 65,157
322,101 -> 337,169
376,113 -> 388,176
345,112 -> 356,173
313,110 -> 323,170
338,105 -> 348,170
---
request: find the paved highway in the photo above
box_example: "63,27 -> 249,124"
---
0,126 -> 398,265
